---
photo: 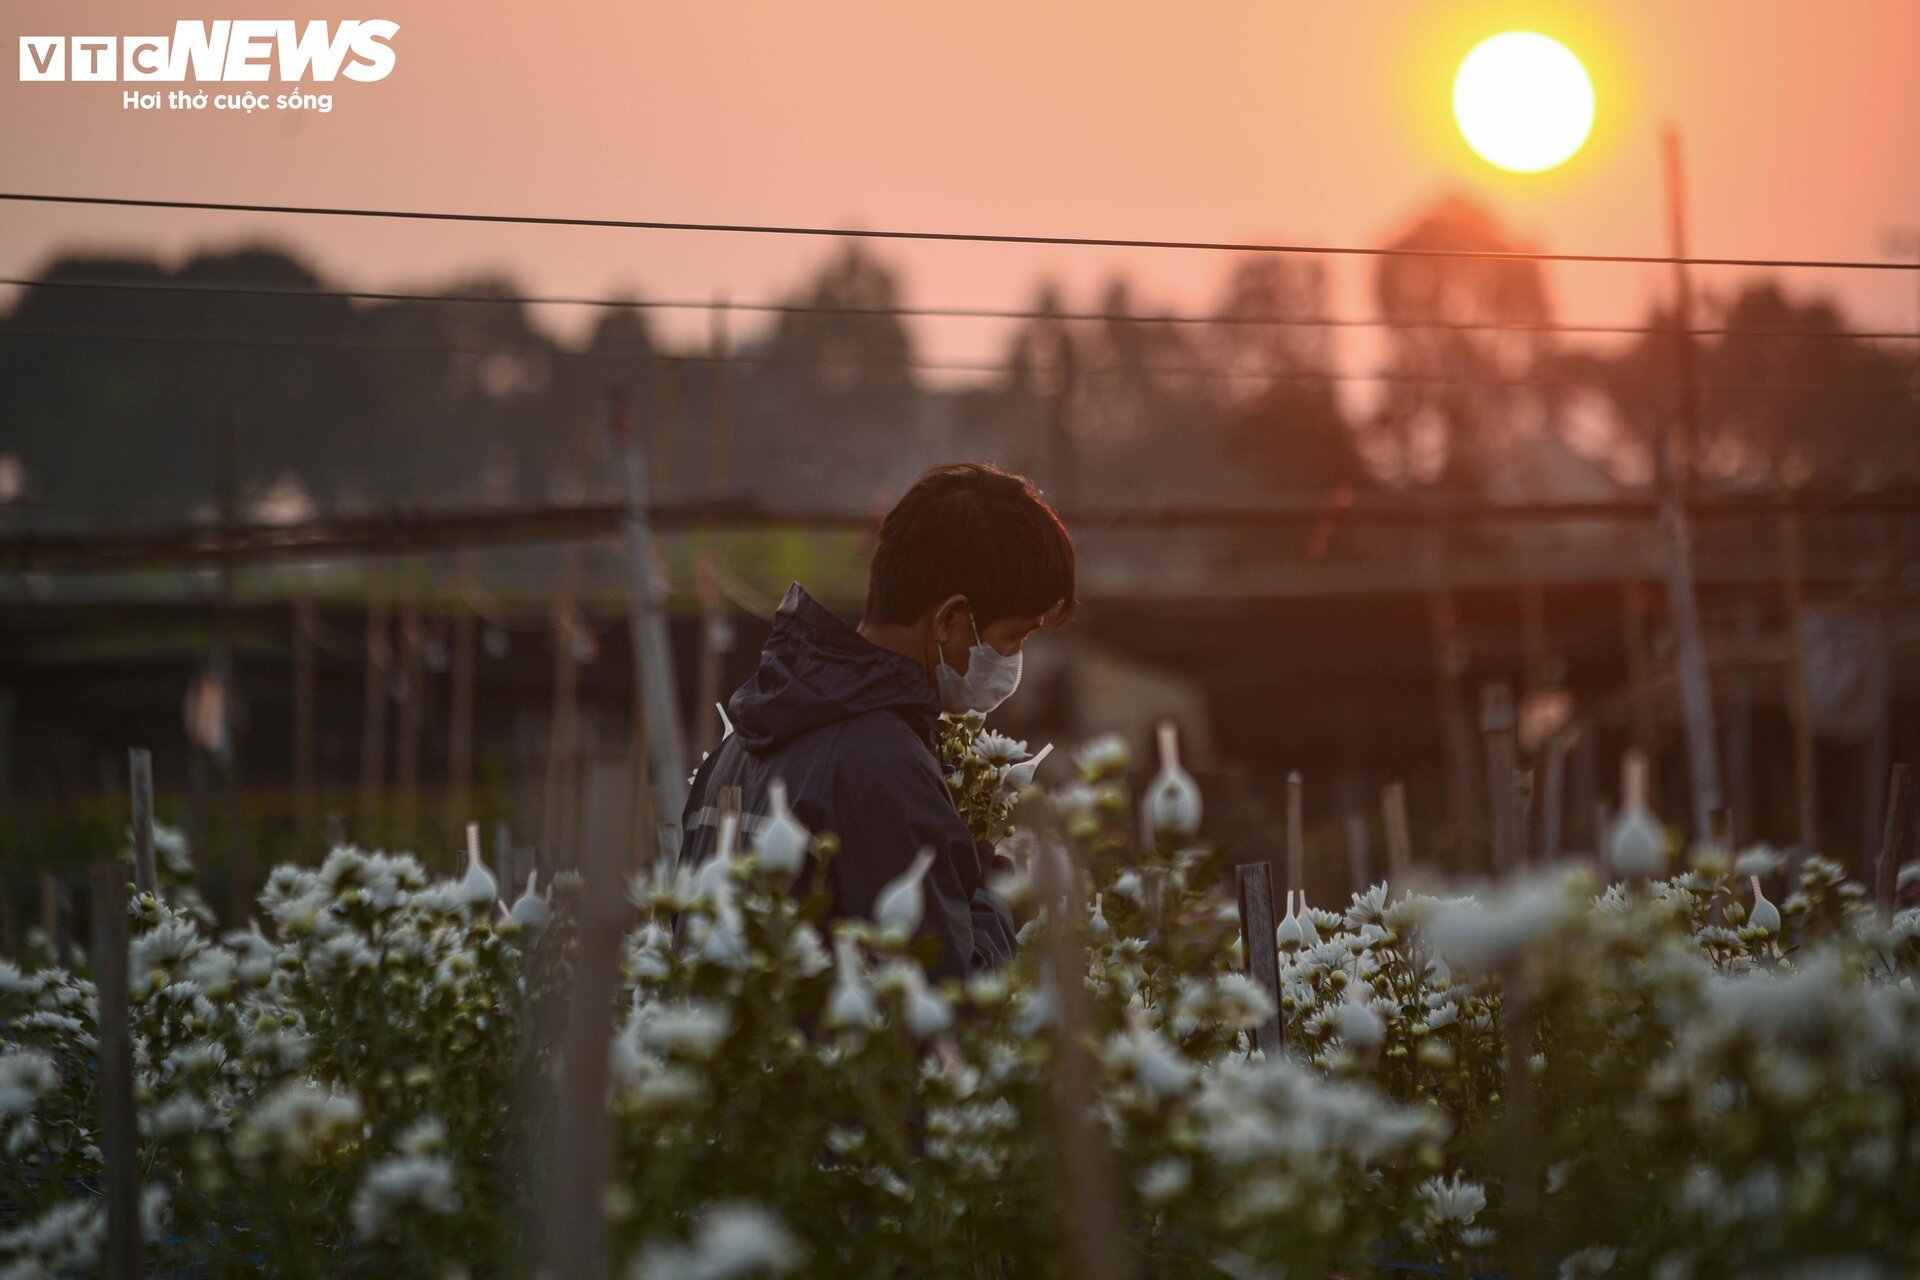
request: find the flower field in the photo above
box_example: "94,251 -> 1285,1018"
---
4,720 -> 1920,1279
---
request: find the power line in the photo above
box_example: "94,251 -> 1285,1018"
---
1,321 -> 1902,394
8,492 -> 1920,575
7,273 -> 1919,342
5,191 -> 1920,274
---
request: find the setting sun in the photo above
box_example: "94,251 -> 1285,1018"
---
1453,31 -> 1595,173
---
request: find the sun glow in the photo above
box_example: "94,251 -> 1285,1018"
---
1453,32 -> 1594,173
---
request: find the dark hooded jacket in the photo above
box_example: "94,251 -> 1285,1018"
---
678,584 -> 1017,980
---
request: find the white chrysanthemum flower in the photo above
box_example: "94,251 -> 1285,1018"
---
1109,1017 -> 1194,1100
1418,1173 -> 1488,1225
630,1202 -> 804,1280
351,1152 -> 460,1239
1422,874 -> 1580,972
144,1091 -> 212,1141
1073,733 -> 1130,778
784,922 -> 831,978
1345,882 -> 1391,928
0,958 -> 36,996
636,1000 -> 733,1061
233,1080 -> 363,1167
1733,845 -> 1785,879
1134,1156 -> 1192,1206
0,1048 -> 59,1119
973,731 -> 1031,766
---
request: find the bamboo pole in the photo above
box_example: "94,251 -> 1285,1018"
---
1657,127 -> 1724,841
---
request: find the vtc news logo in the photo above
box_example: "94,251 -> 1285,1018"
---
19,20 -> 399,82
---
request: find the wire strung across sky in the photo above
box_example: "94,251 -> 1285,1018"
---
0,322 -> 1900,395
5,274 -> 1917,343
4,191 -> 1920,273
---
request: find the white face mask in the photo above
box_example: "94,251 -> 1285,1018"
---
935,611 -> 1022,715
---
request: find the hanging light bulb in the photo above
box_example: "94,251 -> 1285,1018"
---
1276,889 -> 1305,950
459,822 -> 497,911
1749,874 -> 1781,936
875,849 -> 936,941
1142,721 -> 1203,843
752,779 -> 810,878
509,869 -> 551,933
1608,751 -> 1666,880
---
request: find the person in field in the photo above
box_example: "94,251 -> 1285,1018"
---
677,462 -> 1075,979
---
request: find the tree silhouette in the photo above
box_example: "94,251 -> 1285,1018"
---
1371,195 -> 1557,488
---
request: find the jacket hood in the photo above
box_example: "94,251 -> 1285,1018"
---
728,583 -> 939,754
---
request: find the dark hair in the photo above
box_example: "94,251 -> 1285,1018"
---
862,463 -> 1076,628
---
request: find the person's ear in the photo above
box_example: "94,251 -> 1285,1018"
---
930,594 -> 970,651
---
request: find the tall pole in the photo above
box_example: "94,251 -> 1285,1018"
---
1659,126 -> 1723,839
613,392 -> 690,853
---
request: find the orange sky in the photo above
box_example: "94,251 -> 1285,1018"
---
3,1 -> 1917,383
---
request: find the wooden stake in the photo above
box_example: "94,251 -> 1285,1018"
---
1381,783 -> 1412,883
89,863 -> 140,1280
1541,732 -> 1568,863
694,547 -> 728,760
394,603 -> 425,850
1343,812 -> 1371,892
1513,766 -> 1535,868
1724,600 -> 1757,845
1774,467 -> 1820,856
1876,763 -> 1913,917
1481,684 -> 1519,876
708,297 -> 734,494
614,391 -> 691,844
1234,862 -> 1284,1058
536,759 -> 630,1280
540,597 -> 581,876
492,821 -> 514,901
1620,582 -> 1659,812
1284,771 -> 1305,901
39,872 -> 71,968
1031,813 -> 1129,1280
1500,972 -> 1540,1280
129,748 -> 156,896
292,592 -> 317,850
1427,579 -> 1477,846
447,596 -> 477,835
357,604 -> 391,842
